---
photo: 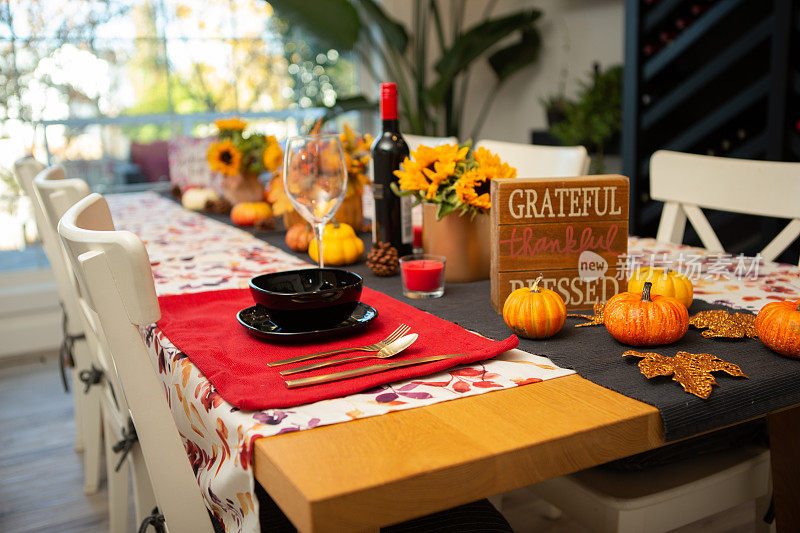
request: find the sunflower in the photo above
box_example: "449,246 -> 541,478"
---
454,168 -> 493,211
473,147 -> 516,180
214,117 -> 247,131
262,136 -> 283,172
394,144 -> 469,198
207,140 -> 242,176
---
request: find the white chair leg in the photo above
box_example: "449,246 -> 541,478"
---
82,388 -> 103,495
104,415 -> 132,533
71,368 -> 85,453
130,444 -> 157,525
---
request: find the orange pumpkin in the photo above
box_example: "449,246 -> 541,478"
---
231,202 -> 271,226
502,275 -> 566,339
755,300 -> 800,357
285,223 -> 314,252
604,281 -> 689,346
628,267 -> 693,308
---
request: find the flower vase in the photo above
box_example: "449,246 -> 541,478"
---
223,172 -> 264,205
422,203 -> 490,282
334,193 -> 363,230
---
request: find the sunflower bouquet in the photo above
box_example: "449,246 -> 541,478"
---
394,144 -> 516,219
207,118 -> 283,177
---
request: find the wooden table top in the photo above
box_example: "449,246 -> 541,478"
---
254,372 -> 663,532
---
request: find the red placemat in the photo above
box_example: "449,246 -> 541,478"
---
156,287 -> 518,410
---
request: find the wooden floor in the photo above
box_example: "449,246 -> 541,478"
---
0,353 -> 757,533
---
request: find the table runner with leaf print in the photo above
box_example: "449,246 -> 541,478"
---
107,192 -> 573,532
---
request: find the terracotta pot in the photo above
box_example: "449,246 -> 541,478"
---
282,210 -> 305,228
222,172 -> 264,204
422,203 -> 490,282
334,193 -> 363,229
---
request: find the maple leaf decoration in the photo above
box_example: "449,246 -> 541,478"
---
689,310 -> 758,339
623,350 -> 748,399
567,303 -> 605,327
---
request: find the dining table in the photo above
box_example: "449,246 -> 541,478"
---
107,191 -> 800,533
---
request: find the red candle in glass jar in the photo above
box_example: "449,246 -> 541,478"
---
401,259 -> 444,292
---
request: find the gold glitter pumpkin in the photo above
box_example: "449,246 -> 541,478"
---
755,300 -> 800,357
628,267 -> 693,308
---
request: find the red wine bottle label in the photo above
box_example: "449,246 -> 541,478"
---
401,196 -> 413,244
380,82 -> 398,120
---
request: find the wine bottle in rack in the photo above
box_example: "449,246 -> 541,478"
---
371,82 -> 413,256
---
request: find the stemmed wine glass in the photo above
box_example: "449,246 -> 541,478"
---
283,134 -> 348,268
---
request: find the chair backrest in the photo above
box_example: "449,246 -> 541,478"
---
650,150 -> 800,264
15,159 -> 88,336
58,193 -> 213,533
33,168 -> 127,412
403,134 -> 458,153
475,139 -> 590,177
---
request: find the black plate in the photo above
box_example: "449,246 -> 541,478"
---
237,302 -> 378,342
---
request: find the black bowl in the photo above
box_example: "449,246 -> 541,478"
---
249,268 -> 363,330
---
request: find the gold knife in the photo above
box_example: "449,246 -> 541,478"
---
284,353 -> 468,389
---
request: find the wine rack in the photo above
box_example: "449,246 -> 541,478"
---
623,0 -> 800,261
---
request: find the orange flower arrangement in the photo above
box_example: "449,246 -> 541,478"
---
207,117 -> 283,177
394,144 -> 516,218
268,124 -> 373,216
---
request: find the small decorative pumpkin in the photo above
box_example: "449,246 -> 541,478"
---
181,187 -> 219,211
230,202 -> 272,226
755,300 -> 800,357
308,222 -> 364,265
628,267 -> 693,308
285,223 -> 314,252
604,281 -> 689,346
502,275 -> 566,339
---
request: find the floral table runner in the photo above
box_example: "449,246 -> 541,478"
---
108,192 -> 574,532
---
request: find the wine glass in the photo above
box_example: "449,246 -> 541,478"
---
283,134 -> 348,268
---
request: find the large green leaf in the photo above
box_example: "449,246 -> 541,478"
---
353,0 -> 409,53
487,28 -> 541,83
268,0 -> 361,50
319,94 -> 377,126
427,9 -> 542,104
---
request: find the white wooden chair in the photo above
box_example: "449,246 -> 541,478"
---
402,134 -> 458,153
58,193 -> 214,533
34,168 -> 158,532
651,150 -> 800,265
14,156 -> 103,494
475,139 -> 590,177
528,446 -> 771,533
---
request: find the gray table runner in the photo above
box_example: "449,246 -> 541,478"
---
198,206 -> 800,442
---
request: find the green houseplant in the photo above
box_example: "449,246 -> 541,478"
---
268,0 -> 542,140
547,63 -> 623,173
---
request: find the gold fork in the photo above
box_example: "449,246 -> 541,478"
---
280,333 -> 418,376
267,324 -> 411,367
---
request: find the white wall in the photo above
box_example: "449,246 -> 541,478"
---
383,0 -> 624,143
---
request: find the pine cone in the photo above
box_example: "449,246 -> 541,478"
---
204,197 -> 232,216
367,242 -> 399,277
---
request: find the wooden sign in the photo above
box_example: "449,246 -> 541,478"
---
490,175 -> 629,311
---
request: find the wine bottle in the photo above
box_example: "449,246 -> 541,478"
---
371,82 -> 413,256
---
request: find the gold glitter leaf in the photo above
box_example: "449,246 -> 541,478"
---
567,303 -> 605,327
689,310 -> 757,339
623,350 -> 748,399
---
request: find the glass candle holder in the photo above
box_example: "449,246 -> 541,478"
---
400,254 -> 446,299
